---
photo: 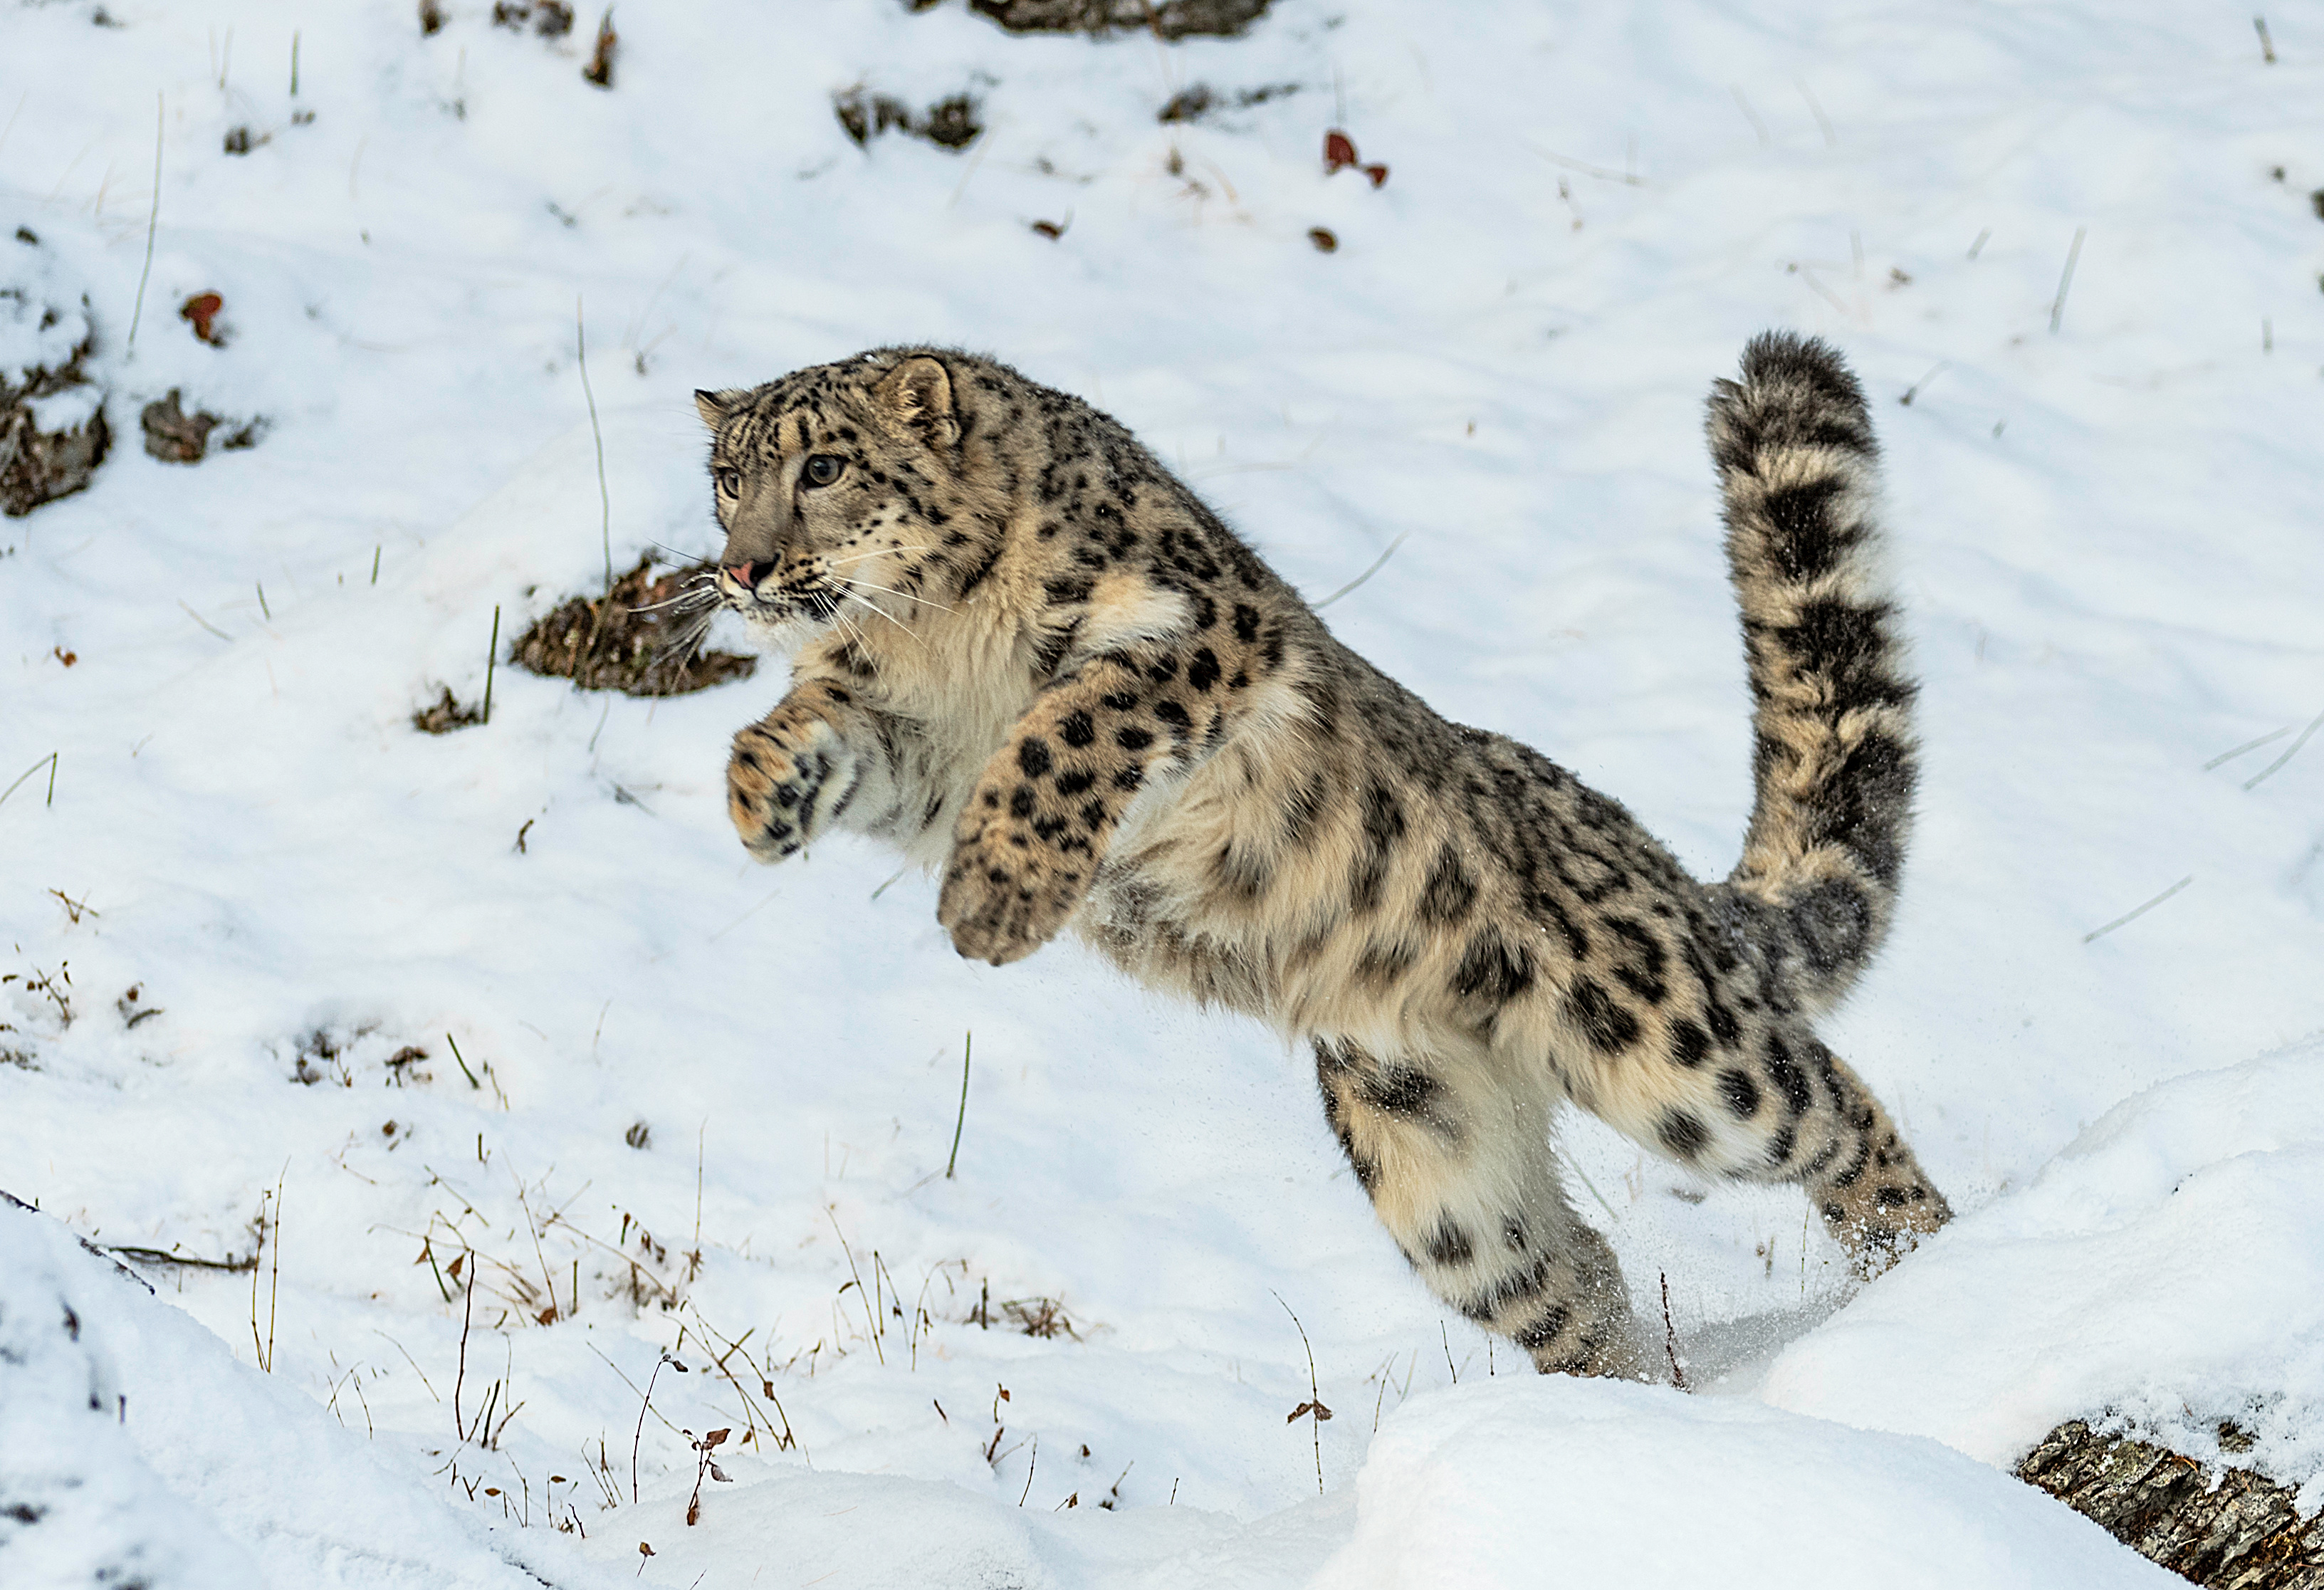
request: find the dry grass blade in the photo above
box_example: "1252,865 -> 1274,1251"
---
1272,1290 -> 1329,1495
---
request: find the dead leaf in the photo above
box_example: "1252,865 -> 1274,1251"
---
179,293 -> 224,345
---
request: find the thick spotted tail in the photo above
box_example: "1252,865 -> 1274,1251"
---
1707,333 -> 1917,1012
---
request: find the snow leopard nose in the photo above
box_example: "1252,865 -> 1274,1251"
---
727,560 -> 773,591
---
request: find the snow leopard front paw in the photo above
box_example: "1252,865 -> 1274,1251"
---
936,814 -> 1087,967
726,715 -> 858,863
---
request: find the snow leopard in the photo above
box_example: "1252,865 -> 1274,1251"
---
691,334 -> 1950,1379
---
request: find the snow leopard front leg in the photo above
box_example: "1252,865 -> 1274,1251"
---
941,645 -> 1196,966
727,678 -> 902,862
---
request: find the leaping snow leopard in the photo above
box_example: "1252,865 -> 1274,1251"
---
689,334 -> 1949,1379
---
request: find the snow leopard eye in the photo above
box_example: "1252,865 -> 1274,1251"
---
714,466 -> 740,496
802,454 -> 844,488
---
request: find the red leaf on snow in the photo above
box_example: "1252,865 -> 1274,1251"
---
1324,130 -> 1358,173
179,293 -> 224,345
1363,164 -> 1388,188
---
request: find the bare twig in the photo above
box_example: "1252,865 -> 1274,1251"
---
454,1248 -> 477,1438
2204,725 -> 2292,771
1273,1290 -> 1330,1495
2255,15 -> 2276,63
1527,145 -> 1645,187
2083,875 -> 2193,943
578,295 -> 614,657
1660,1272 -> 1687,1389
482,606 -> 500,725
2242,706 -> 2324,790
1313,533 -> 1408,611
0,753 -> 60,812
128,95 -> 162,352
446,1032 -> 481,1090
254,1166 -> 286,1371
179,602 -> 231,642
631,1353 -> 671,1505
2048,226 -> 2086,335
684,1303 -> 798,1453
824,1206 -> 883,1364
108,1243 -> 253,1272
1898,362 -> 1949,407
1794,76 -> 1836,147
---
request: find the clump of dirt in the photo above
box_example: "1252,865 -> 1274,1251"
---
834,87 -> 983,151
493,0 -> 573,34
582,8 -> 616,88
959,0 -> 1270,39
512,556 -> 755,697
1157,81 -> 1297,123
140,389 -> 261,464
411,686 -> 484,735
1,234 -> 110,518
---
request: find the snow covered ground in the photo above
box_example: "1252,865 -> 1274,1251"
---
3,1 -> 2320,1584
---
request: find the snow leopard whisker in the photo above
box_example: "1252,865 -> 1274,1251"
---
838,587 -> 921,645
628,589 -> 718,615
834,574 -> 954,614
827,546 -> 935,567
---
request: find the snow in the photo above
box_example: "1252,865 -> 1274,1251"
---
3,0 -> 2321,1584
0,239 -> 92,385
1311,1379 -> 2179,1589
0,1196 -> 612,1589
1762,1035 -> 2324,1515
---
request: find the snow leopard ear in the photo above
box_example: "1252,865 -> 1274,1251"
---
693,389 -> 742,428
874,355 -> 958,451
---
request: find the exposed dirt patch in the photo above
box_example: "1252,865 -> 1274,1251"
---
140,389 -> 261,464
2017,1418 -> 2324,1587
834,87 -> 984,152
493,0 -> 573,34
512,556 -> 755,697
1157,81 -> 1297,123
411,686 -> 485,736
1,249 -> 109,518
960,0 -> 1271,40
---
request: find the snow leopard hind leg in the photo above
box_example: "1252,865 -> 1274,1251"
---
1314,1036 -> 1653,1379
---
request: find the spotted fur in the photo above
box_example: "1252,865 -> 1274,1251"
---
694,334 -> 1950,1380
